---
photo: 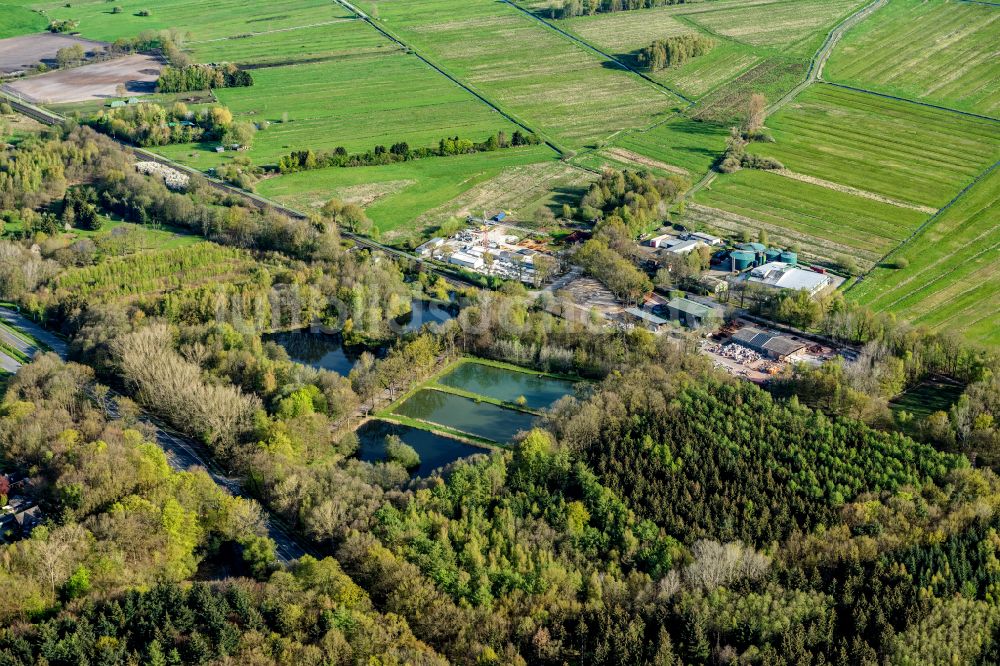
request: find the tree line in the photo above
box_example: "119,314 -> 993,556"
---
276,130 -> 541,174
156,62 -> 253,92
551,0 -> 687,19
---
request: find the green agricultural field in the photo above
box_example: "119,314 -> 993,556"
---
256,146 -> 558,240
30,0 -> 352,42
559,9 -> 764,99
610,117 -> 731,175
691,169 -> 928,267
188,19 -> 395,66
153,48 -> 522,168
375,0 -> 682,150
752,84 -> 1000,209
826,0 -> 1000,117
679,0 -> 867,56
849,165 -> 1000,348
0,3 -> 46,38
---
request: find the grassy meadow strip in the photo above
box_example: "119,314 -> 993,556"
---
188,20 -> 396,66
849,165 -> 1000,347
153,51 -> 523,168
752,84 -> 1000,208
692,169 -> 928,265
679,0 -> 867,55
256,145 -> 558,238
32,0 -> 352,42
826,0 -> 1000,117
374,0 -> 682,150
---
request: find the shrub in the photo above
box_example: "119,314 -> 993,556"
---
385,435 -> 420,470
889,257 -> 909,269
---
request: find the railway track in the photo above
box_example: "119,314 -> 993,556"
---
1,92 -> 474,289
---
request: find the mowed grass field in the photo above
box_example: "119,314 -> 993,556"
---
29,0 -> 353,41
37,2 -> 524,171
188,20 -> 394,66
0,3 -> 46,38
678,0 -> 867,56
826,0 -> 1000,117
375,0 -> 681,150
256,146 -> 557,240
691,169 -> 928,268
559,9 -> 764,99
157,39 -> 522,167
849,165 -> 1000,347
552,0 -> 862,98
752,84 -> 1000,208
612,117 -> 731,174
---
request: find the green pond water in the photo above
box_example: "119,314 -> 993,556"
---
437,362 -> 576,410
392,390 -> 537,443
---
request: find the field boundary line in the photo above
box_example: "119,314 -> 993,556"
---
767,0 -> 886,116
817,81 -> 1000,123
502,0 -> 694,105
328,0 -> 566,156
771,168 -> 937,213
847,158 -> 1000,292
187,18 -> 360,44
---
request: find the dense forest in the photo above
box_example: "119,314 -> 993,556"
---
1,117 -> 1000,664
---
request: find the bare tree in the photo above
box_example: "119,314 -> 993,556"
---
684,540 -> 771,591
742,93 -> 767,135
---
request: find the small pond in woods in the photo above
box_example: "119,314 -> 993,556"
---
391,389 -> 537,443
437,362 -> 577,410
355,419 -> 487,477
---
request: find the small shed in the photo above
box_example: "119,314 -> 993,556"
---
624,307 -> 669,333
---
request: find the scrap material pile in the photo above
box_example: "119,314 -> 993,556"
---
135,161 -> 189,191
720,343 -> 762,364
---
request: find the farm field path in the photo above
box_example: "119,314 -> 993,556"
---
766,0 -> 886,115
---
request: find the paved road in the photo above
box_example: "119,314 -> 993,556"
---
0,306 -> 309,563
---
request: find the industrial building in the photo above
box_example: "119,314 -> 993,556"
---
730,326 -> 807,360
448,251 -> 484,270
685,231 -> 723,246
746,261 -> 831,296
623,307 -> 669,333
666,297 -> 722,330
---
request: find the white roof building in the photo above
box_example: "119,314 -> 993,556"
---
661,239 -> 704,255
747,262 -> 831,295
449,252 -> 484,270
685,231 -> 723,246
648,234 -> 675,248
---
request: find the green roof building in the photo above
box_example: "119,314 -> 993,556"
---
666,297 -> 722,330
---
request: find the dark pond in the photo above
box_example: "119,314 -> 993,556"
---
263,330 -> 375,376
355,419 -> 486,477
393,299 -> 459,334
438,362 -> 576,410
392,389 -> 537,443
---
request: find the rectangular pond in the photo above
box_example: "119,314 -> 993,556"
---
392,389 -> 537,443
437,362 -> 576,411
355,419 -> 486,477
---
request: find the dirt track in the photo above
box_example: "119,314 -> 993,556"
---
3,53 -> 162,103
0,33 -> 107,75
